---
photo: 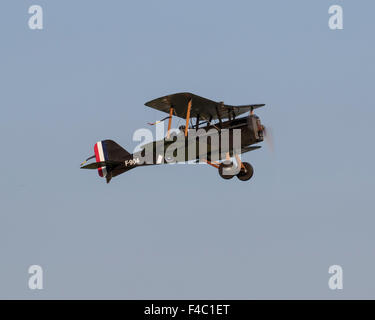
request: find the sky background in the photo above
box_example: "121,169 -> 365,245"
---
1,0 -> 374,299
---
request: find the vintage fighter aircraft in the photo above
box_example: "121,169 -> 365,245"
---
80,92 -> 270,183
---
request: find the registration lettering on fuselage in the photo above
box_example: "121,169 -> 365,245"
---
124,158 -> 139,166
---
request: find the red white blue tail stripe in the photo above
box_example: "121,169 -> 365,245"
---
94,141 -> 108,177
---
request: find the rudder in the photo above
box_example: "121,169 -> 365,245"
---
94,140 -> 131,177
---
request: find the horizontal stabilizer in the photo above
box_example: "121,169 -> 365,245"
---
80,160 -> 122,170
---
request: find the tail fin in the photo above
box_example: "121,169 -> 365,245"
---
93,140 -> 131,178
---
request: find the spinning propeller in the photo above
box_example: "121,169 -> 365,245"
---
261,125 -> 274,153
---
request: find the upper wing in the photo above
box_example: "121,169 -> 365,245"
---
144,92 -> 265,121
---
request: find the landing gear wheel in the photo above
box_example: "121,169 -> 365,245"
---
236,162 -> 254,181
218,162 -> 235,180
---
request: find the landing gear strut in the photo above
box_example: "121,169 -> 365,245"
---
217,153 -> 254,181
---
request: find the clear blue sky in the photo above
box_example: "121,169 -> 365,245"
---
1,0 -> 375,298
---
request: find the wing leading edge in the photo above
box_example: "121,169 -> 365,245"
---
144,92 -> 265,121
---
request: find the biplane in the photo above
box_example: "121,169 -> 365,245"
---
80,92 -> 270,183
